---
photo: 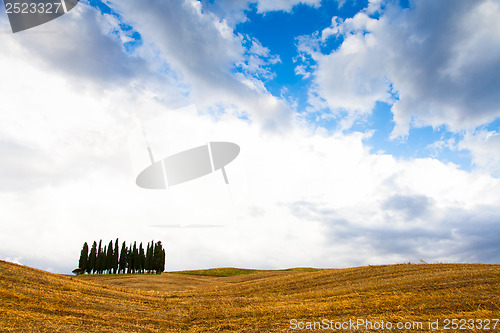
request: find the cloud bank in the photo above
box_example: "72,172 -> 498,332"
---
0,0 -> 499,273
301,0 -> 500,137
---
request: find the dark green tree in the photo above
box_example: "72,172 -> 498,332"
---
145,242 -> 152,273
96,240 -> 103,274
88,241 -> 97,274
127,244 -> 133,274
119,241 -> 127,274
101,245 -> 107,274
78,242 -> 89,274
113,238 -> 119,274
133,242 -> 139,273
79,239 -> 165,275
153,241 -> 165,274
106,240 -> 113,274
161,248 -> 166,273
139,242 -> 145,274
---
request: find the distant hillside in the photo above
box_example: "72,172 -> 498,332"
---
169,267 -> 321,277
1,260 -> 500,332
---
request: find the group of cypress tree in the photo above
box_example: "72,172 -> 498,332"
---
77,239 -> 165,275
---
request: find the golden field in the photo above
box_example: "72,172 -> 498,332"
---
1,260 -> 499,332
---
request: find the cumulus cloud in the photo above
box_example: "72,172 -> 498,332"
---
202,0 -> 323,15
382,194 -> 433,221
254,0 -> 321,13
2,56 -> 498,272
304,0 -> 500,136
235,36 -> 281,81
3,5 -> 145,86
290,192 -> 500,265
458,129 -> 500,177
108,0 -> 292,131
1,0 -> 500,274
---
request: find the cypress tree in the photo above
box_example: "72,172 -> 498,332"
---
101,245 -> 107,274
106,240 -> 113,274
85,246 -> 92,274
161,248 -> 166,273
78,242 -> 89,273
119,241 -> 127,274
127,244 -> 133,274
79,239 -> 165,275
152,241 -> 157,274
151,240 -> 155,273
145,242 -> 152,274
89,241 -> 97,274
153,241 -> 165,274
139,243 -> 145,274
113,238 -> 119,274
152,241 -> 158,273
133,242 -> 139,273
96,240 -> 103,274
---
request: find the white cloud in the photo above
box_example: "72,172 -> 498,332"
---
2,63 -> 499,272
316,19 -> 392,115
109,0 -> 292,131
7,7 -> 144,85
1,0 -> 500,275
305,0 -> 500,137
458,130 -> 500,177
201,0 -> 324,15
235,36 -> 282,81
255,0 -> 321,13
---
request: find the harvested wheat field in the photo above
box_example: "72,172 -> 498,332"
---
1,260 -> 499,332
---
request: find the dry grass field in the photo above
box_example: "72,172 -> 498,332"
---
1,260 -> 499,332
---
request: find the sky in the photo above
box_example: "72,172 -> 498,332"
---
0,0 -> 499,274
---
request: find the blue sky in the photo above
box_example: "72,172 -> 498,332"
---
91,0 -> 496,170
1,0 -> 500,273
226,0 -> 494,169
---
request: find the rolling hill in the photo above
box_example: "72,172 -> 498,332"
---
1,260 -> 499,332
